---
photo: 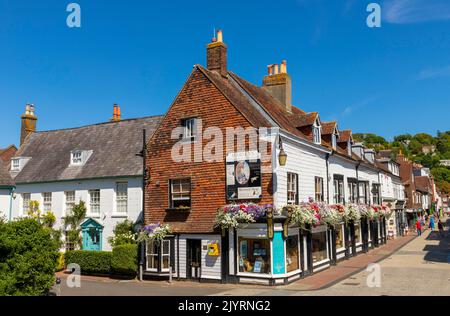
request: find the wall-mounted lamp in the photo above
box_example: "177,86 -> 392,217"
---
278,135 -> 287,167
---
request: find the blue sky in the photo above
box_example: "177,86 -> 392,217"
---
1,0 -> 450,148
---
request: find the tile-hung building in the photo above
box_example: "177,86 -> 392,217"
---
8,104 -> 161,251
143,31 -> 394,285
0,159 -> 14,220
376,156 -> 407,238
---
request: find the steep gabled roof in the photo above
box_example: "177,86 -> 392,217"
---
0,159 -> 14,187
338,130 -> 353,143
0,145 -> 17,163
322,121 -> 338,135
415,176 -> 431,193
12,116 -> 162,184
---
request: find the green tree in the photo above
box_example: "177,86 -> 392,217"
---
0,218 -> 59,296
63,201 -> 87,250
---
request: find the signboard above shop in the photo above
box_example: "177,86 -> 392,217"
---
226,151 -> 262,200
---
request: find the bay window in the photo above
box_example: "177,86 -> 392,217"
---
146,240 -> 171,272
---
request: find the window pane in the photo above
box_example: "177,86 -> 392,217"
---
238,237 -> 271,274
170,179 -> 191,208
89,190 -> 100,214
312,231 -> 328,264
354,223 -> 361,244
286,235 -> 300,273
335,225 -> 344,249
22,193 -> 30,214
116,182 -> 128,213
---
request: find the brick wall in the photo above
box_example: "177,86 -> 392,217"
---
145,67 -> 273,233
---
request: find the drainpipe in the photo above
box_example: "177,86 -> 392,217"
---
325,152 -> 333,204
8,187 -> 15,222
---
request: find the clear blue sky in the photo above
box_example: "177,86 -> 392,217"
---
1,0 -> 450,148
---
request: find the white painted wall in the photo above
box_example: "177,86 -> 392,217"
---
0,189 -> 12,220
11,177 -> 142,251
274,138 -> 328,208
328,155 -> 357,203
380,171 -> 394,200
358,164 -> 380,203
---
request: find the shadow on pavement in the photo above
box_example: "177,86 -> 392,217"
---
423,218 -> 449,264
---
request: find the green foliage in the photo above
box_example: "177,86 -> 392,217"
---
63,201 -> 87,249
64,250 -> 112,275
358,130 -> 450,194
0,218 -> 59,296
111,244 -> 138,277
108,220 -> 137,247
56,252 -> 65,272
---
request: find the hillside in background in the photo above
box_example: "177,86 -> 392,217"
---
353,131 -> 450,194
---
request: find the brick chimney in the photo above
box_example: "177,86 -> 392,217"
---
207,30 -> 227,77
20,103 -> 37,145
111,104 -> 122,122
262,60 -> 292,113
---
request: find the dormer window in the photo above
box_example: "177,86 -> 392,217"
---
332,133 -> 337,150
312,121 -> 321,145
11,158 -> 20,171
347,140 -> 352,156
10,157 -> 31,172
70,150 -> 92,166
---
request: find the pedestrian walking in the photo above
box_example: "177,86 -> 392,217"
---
438,220 -> 445,237
416,219 -> 422,236
429,216 -> 435,230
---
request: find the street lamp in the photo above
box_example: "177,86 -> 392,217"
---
278,135 -> 287,167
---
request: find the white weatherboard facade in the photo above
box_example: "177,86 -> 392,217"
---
274,135 -> 329,208
11,177 -> 143,251
328,154 -> 358,203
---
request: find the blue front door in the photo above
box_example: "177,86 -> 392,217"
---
83,227 -> 101,251
81,218 -> 103,251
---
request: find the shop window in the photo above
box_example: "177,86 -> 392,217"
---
238,237 -> 271,274
146,240 -> 171,272
335,224 -> 345,250
286,235 -> 300,273
312,230 -> 328,264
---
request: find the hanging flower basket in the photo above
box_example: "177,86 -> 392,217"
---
284,202 -> 321,230
214,203 -> 273,230
343,203 -> 362,223
324,204 -> 345,228
137,223 -> 172,243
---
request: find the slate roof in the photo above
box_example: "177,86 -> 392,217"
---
12,116 -> 162,184
0,159 -> 14,187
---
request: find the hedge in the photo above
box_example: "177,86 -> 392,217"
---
111,244 -> 138,277
64,251 -> 112,275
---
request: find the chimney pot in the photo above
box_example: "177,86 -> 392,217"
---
280,60 -> 287,74
217,30 -> 223,43
267,65 -> 274,75
274,64 -> 279,75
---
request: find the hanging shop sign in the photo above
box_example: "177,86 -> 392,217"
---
207,242 -> 220,256
226,151 -> 262,200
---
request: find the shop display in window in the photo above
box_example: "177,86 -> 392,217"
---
286,235 -> 300,272
238,237 -> 270,274
335,225 -> 344,249
312,231 -> 328,264
354,223 -> 361,244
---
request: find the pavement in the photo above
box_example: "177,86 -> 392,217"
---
53,218 -> 450,296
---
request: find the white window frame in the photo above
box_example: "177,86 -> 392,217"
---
182,118 -> 197,141
315,177 -> 324,202
42,192 -> 52,212
89,189 -> 101,216
22,193 -> 31,215
146,240 -> 171,273
312,121 -> 321,145
287,173 -> 298,205
71,150 -> 83,165
64,191 -> 76,217
170,179 -> 191,209
115,182 -> 128,214
11,158 -> 20,171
